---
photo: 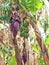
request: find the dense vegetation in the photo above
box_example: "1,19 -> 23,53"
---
0,0 -> 49,65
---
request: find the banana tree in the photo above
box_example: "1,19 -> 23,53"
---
0,0 -> 49,65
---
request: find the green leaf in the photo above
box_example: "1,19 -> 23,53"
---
45,35 -> 49,45
20,0 -> 45,14
38,58 -> 46,65
31,45 -> 40,53
20,20 -> 29,38
9,56 -> 17,65
2,49 -> 7,55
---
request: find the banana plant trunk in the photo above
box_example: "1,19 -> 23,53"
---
14,38 -> 36,65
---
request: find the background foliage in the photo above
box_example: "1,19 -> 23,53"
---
0,0 -> 49,65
